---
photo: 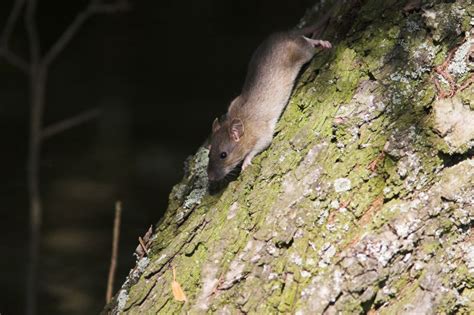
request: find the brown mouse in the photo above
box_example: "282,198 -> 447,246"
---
207,23 -> 332,183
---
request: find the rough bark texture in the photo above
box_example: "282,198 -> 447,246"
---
106,0 -> 473,313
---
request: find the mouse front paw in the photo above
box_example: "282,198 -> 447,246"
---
316,40 -> 332,49
242,156 -> 253,170
304,37 -> 332,49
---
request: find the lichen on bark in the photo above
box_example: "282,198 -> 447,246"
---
105,0 -> 473,314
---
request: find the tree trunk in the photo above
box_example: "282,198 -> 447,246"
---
106,0 -> 473,313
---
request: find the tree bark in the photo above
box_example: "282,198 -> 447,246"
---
106,0 -> 473,313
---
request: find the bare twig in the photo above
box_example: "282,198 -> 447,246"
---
43,0 -> 129,66
432,43 -> 466,99
458,74 -> 474,92
0,0 -> 128,313
106,201 -> 122,304
25,0 -> 40,65
0,0 -> 29,72
0,47 -> 28,72
42,10 -> 92,66
135,225 -> 153,258
26,67 -> 47,315
41,108 -> 102,140
1,0 -> 26,46
138,236 -> 149,256
25,3 -> 45,312
25,0 -> 46,306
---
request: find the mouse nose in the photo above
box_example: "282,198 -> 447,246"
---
207,168 -> 224,182
207,169 -> 216,182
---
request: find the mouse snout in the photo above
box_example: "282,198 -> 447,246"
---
207,167 -> 221,182
207,171 -> 216,182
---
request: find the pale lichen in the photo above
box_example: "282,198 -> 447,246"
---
116,289 -> 129,313
182,147 -> 209,209
433,96 -> 474,153
447,36 -> 473,77
334,178 -> 351,193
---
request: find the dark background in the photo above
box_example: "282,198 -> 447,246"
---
0,0 -> 312,314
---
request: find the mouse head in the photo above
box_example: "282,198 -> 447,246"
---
207,117 -> 245,182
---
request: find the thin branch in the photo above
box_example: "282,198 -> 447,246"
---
138,237 -> 149,256
42,10 -> 91,66
25,0 -> 40,65
26,66 -> 47,315
41,108 -> 102,140
0,47 -> 29,72
43,0 -> 129,66
458,75 -> 473,92
106,201 -> 122,304
25,1 -> 44,312
19,1 -> 127,314
1,0 -> 26,47
0,0 -> 29,73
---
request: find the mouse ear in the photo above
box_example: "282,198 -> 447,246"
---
212,118 -> 221,133
230,118 -> 244,142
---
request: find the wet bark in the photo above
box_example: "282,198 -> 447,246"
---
106,0 -> 473,313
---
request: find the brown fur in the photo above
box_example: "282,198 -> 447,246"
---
207,30 -> 331,182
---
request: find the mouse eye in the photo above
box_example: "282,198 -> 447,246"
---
220,152 -> 227,159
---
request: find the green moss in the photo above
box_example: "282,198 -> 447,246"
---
114,1 -> 473,313
415,85 -> 436,110
459,87 -> 474,110
124,276 -> 157,311
277,277 -> 298,313
370,200 -> 404,230
458,288 -> 474,314
337,294 -> 365,314
437,290 -> 458,314
380,280 -> 420,315
454,264 -> 474,288
391,275 -> 410,293
422,241 -> 441,256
